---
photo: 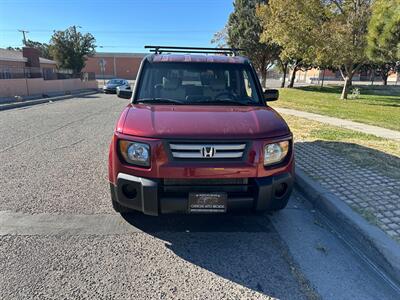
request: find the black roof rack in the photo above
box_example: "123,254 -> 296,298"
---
144,45 -> 242,56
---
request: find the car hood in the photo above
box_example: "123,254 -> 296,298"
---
121,104 -> 290,139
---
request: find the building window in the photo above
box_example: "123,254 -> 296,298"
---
1,67 -> 12,79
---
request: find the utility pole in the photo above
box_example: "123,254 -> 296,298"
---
18,29 -> 29,46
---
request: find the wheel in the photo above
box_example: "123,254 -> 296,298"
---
110,184 -> 132,213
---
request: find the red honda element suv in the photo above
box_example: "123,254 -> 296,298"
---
109,46 -> 294,215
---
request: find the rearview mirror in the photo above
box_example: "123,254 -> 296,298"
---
263,89 -> 279,101
117,88 -> 132,99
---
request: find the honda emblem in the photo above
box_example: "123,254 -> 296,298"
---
202,146 -> 215,158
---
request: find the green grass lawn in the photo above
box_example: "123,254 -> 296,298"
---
282,113 -> 400,179
270,85 -> 400,131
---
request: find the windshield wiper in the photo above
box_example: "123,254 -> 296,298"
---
136,98 -> 185,105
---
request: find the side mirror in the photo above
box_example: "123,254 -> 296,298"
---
263,89 -> 279,101
117,88 -> 132,99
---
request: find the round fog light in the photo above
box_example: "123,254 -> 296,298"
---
122,184 -> 137,199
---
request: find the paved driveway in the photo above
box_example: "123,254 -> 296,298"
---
0,94 -> 398,299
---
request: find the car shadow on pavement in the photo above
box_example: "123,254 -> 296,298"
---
121,212 -> 308,299
121,212 -> 270,233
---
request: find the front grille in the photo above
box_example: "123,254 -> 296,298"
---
169,143 -> 246,159
164,178 -> 248,186
162,178 -> 249,193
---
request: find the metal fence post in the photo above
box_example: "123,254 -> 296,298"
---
24,68 -> 30,96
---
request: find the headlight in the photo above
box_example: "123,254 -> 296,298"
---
119,140 -> 150,167
264,141 -> 289,166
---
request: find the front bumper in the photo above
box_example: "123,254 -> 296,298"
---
103,87 -> 117,93
111,172 -> 293,216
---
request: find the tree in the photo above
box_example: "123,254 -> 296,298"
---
277,58 -> 289,88
257,0 -> 325,88
50,26 -> 96,74
7,41 -> 53,59
25,40 -> 53,60
322,0 -> 372,99
227,0 -> 280,88
211,25 -> 228,48
366,0 -> 400,85
6,46 -> 20,51
374,62 -> 399,86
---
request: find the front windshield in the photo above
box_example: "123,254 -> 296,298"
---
108,79 -> 124,85
136,62 -> 261,105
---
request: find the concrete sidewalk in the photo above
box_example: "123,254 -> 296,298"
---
275,107 -> 400,140
296,141 -> 400,242
294,141 -> 400,286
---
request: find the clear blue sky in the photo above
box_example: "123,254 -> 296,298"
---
0,0 -> 233,53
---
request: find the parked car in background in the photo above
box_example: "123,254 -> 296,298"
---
109,46 -> 294,216
116,85 -> 133,99
103,79 -> 130,94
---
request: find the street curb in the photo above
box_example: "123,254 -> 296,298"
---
295,167 -> 400,287
0,90 -> 99,111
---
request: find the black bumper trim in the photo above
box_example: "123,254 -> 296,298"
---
254,172 -> 293,211
112,172 -> 293,216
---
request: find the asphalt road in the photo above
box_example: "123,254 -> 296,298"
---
0,94 -> 399,299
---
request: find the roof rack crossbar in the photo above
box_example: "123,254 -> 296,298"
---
148,49 -> 237,55
144,45 -> 242,56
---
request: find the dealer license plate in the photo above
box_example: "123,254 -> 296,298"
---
188,192 -> 227,213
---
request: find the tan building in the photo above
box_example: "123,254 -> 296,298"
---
83,52 -> 146,80
295,67 -> 399,84
0,48 -> 57,79
294,68 -> 359,83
